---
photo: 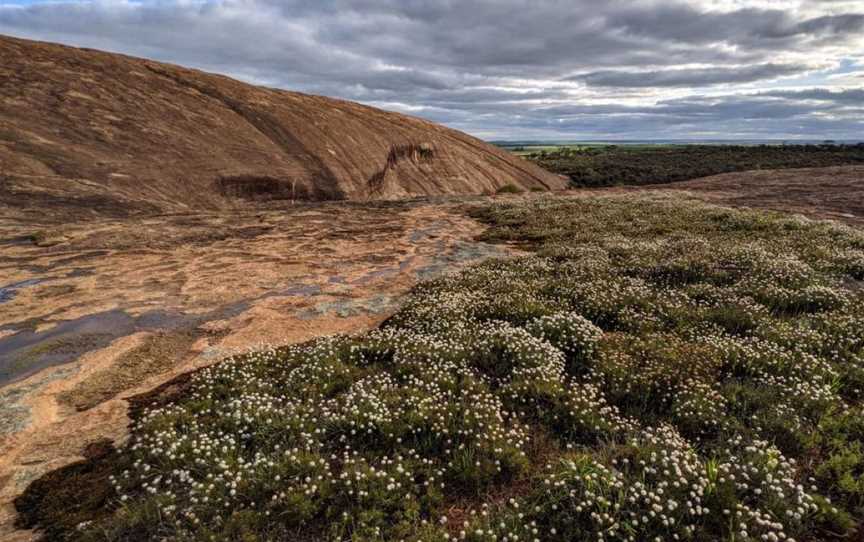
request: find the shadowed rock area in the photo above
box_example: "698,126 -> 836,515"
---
0,35 -> 564,221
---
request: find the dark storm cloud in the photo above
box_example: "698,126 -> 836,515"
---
0,0 -> 862,139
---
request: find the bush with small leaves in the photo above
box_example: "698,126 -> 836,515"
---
525,311 -> 602,374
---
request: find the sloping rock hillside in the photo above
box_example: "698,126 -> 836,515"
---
0,35 -> 563,219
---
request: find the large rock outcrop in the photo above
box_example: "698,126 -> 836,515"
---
0,35 -> 564,218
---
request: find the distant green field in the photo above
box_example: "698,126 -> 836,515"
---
501,143 -> 864,186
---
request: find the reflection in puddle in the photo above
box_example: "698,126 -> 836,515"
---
0,232 -> 511,388
0,309 -> 188,386
0,236 -> 32,247
0,279 -> 45,304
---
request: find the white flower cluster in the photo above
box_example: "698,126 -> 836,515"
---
525,311 -> 603,371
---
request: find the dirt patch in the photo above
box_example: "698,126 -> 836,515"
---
33,285 -> 77,300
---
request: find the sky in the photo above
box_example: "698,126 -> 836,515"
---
1,0 -> 863,141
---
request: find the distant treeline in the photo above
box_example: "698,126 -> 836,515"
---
526,144 -> 864,187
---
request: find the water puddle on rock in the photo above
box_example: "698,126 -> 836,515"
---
0,229 -> 511,388
0,235 -> 33,247
0,309 -> 189,386
0,279 -> 45,304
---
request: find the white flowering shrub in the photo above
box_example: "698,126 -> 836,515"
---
591,332 -> 722,418
49,195 -> 864,541
671,378 -> 729,440
466,426 -> 713,542
524,311 -> 602,373
703,436 -> 819,541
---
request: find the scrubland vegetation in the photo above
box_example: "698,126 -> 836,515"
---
525,144 -> 864,187
21,195 -> 864,541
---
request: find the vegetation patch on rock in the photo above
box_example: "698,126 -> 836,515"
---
18,195 -> 864,541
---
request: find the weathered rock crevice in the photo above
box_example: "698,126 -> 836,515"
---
367,143 -> 436,195
215,175 -> 312,201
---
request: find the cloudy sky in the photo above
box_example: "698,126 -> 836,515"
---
2,0 -> 863,140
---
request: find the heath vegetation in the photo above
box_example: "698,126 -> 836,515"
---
20,194 -> 864,541
524,144 -> 864,187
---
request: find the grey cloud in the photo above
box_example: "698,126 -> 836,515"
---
762,88 -> 864,105
576,64 -> 807,88
0,0 -> 862,139
794,14 -> 864,36
400,90 -> 864,139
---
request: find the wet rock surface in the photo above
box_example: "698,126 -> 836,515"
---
0,197 -> 516,539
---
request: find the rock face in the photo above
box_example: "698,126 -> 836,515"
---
0,35 -> 564,218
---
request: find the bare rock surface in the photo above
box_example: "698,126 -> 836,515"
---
0,35 -> 564,221
0,197 -> 525,539
652,165 -> 864,226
